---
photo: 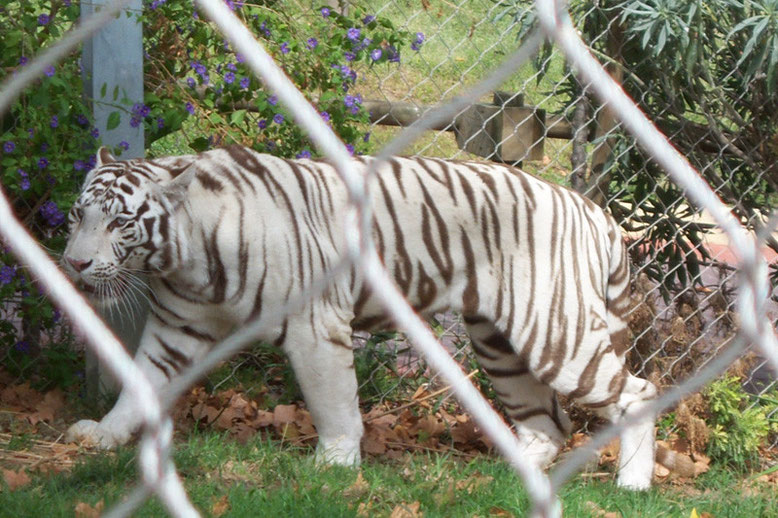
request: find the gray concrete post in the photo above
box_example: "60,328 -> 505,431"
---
81,0 -> 148,407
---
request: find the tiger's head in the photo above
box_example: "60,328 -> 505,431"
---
62,147 -> 196,308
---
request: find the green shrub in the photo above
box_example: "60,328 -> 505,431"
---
705,375 -> 777,470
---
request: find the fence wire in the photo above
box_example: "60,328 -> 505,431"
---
1,0 -> 777,517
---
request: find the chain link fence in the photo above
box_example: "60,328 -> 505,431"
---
192,0 -> 778,438
1,0 -> 778,516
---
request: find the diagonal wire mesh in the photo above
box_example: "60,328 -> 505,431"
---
0,0 -> 777,517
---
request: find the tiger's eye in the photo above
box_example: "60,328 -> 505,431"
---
108,216 -> 132,230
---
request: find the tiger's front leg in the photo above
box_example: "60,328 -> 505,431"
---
281,310 -> 363,465
66,313 -> 213,449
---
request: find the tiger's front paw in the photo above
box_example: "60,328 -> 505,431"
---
314,434 -> 362,466
65,419 -> 130,449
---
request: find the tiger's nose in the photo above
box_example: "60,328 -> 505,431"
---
66,257 -> 93,273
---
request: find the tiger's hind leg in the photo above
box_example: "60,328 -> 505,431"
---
465,318 -> 571,469
552,346 -> 657,490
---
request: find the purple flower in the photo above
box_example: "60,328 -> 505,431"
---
236,53 -> 245,63
343,94 -> 357,108
363,15 -> 375,24
73,160 -> 86,171
3,141 -> 15,153
272,113 -> 284,124
224,71 -> 235,84
185,102 -> 195,115
258,119 -> 267,129
346,27 -> 361,42
363,132 -> 371,143
14,341 -> 30,354
91,127 -> 100,139
130,116 -> 142,128
320,111 -> 330,122
27,128 -> 35,138
268,94 -> 278,106
0,266 -> 15,285
50,115 -> 59,128
338,64 -> 357,82
239,77 -> 250,89
18,56 -> 28,66
187,77 -> 196,88
64,0 -> 72,6
227,63 -> 237,72
37,157 -> 49,169
132,103 -> 151,118
370,48 -> 382,61
119,141 -> 130,151
191,61 -> 208,79
40,201 -> 65,227
44,65 -> 55,77
344,51 -> 356,62
76,114 -> 89,126
150,0 -> 167,9
344,93 -> 362,114
38,13 -> 50,25
346,143 -> 355,155
18,169 -> 29,191
280,42 -> 290,54
296,150 -> 311,159
87,154 -> 97,170
306,38 -> 318,50
157,117 -> 165,129
387,46 -> 400,63
320,7 -> 330,17
411,32 -> 425,51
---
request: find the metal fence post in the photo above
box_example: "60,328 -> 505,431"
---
81,0 -> 148,407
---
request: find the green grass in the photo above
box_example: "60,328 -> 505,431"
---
2,432 -> 775,517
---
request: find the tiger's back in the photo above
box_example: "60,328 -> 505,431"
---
63,146 -> 656,490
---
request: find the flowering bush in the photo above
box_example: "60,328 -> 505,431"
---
1,1 -> 97,384
0,0 -> 424,387
139,1 -> 419,157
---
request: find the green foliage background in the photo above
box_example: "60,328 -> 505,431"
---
0,0 -> 422,386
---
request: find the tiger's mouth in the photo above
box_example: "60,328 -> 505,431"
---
74,280 -> 124,304
77,281 -> 97,295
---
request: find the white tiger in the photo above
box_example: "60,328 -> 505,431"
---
63,146 -> 659,489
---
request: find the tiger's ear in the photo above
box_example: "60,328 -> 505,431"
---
96,146 -> 116,167
158,167 -> 197,209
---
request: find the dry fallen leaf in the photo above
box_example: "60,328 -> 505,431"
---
390,501 -> 423,518
273,404 -> 297,426
343,471 -> 370,499
585,500 -> 621,518
2,468 -> 31,491
654,463 -> 671,480
599,439 -> 620,465
356,501 -> 373,517
211,495 -> 230,517
74,500 -> 104,518
450,418 -> 480,445
456,472 -> 494,494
